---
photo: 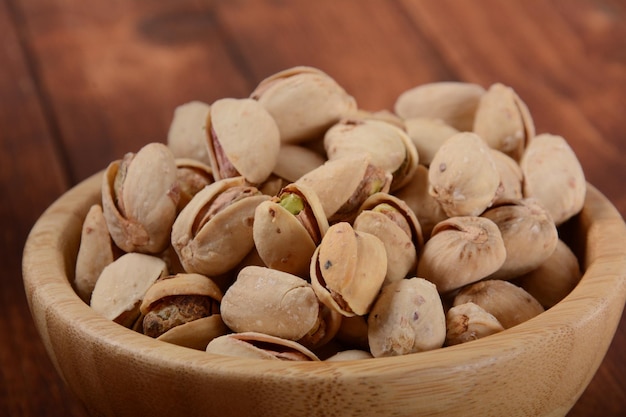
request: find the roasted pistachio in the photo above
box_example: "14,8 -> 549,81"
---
167,100 -> 212,165
325,350 -> 373,361
206,332 -> 320,361
175,158 -> 214,212
445,302 -> 504,346
273,144 -> 326,183
404,117 -> 459,167
490,149 -> 523,204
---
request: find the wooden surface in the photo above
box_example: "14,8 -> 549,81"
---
2,0 -> 625,415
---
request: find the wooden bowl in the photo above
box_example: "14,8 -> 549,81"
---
23,172 -> 626,417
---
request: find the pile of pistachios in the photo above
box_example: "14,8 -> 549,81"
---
76,66 -> 585,361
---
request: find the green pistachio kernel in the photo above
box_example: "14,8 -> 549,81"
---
280,193 -> 304,215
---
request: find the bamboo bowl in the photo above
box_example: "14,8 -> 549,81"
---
23,172 -> 626,417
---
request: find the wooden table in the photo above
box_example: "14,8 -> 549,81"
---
2,0 -> 624,415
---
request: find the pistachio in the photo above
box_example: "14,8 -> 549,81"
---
206,332 -> 320,361
325,350 -> 373,361
404,117 -> 459,167
175,158 -> 214,212
167,100 -> 212,165
445,302 -> 504,346
368,277 -> 446,357
352,108 -> 406,130
273,144 -> 326,183
490,149 -> 523,204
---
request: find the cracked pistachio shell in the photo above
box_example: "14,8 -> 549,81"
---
171,177 -> 269,276
324,118 -> 419,191
102,142 -> 180,254
473,83 -> 535,162
206,332 -> 320,361
253,183 -> 329,277
158,315 -> 228,351
205,98 -> 280,185
175,158 -> 214,211
428,132 -> 500,217
453,279 -> 544,329
490,149 -> 523,204
368,277 -> 446,357
90,253 -> 168,328
75,204 -> 114,303
520,133 -> 586,226
395,82 -> 485,131
517,239 -> 581,308
404,117 -> 459,167
483,199 -> 558,280
354,193 -> 424,285
310,222 -> 387,317
417,216 -> 506,294
273,144 -> 326,183
250,66 -> 357,144
445,302 -> 504,346
167,101 -> 212,165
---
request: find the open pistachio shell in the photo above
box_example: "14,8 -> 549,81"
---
273,144 -> 326,183
171,177 -> 269,276
205,98 -> 280,185
368,277 -> 446,357
310,222 -> 387,317
250,66 -> 357,144
445,302 -> 504,346
175,158 -> 214,212
253,183 -> 329,276
206,332 -> 320,361
404,117 -> 459,167
157,315 -> 228,351
167,100 -> 212,165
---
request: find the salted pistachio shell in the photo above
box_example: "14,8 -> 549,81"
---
167,100 -> 211,165
75,204 -> 114,303
473,83 -> 535,161
445,302 -> 504,346
368,277 -> 446,357
253,183 -> 329,277
157,315 -> 228,351
517,239 -> 581,308
324,118 -> 419,191
273,144 -> 326,183
352,109 -> 406,130
206,332 -> 320,361
175,158 -> 214,211
453,279 -> 545,329
311,222 -> 387,317
205,98 -> 280,185
395,82 -> 485,131
520,133 -> 586,225
404,117 -> 459,166
417,216 -> 506,294
90,253 -> 168,328
325,350 -> 373,361
428,132 -> 500,217
483,199 -> 558,280
490,149 -> 523,204
250,66 -> 357,144
102,142 -> 180,254
171,177 -> 269,276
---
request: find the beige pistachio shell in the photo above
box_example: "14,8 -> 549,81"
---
324,118 -> 419,191
445,302 -> 504,346
520,133 -> 586,225
171,177 -> 269,276
90,253 -> 168,328
517,239 -> 581,308
250,66 -> 357,144
253,183 -> 329,277
428,132 -> 500,217
482,199 -> 558,280
394,82 -> 485,131
175,158 -> 214,211
273,144 -> 326,183
490,149 -> 523,204
417,216 -> 506,294
298,304 -> 342,350
473,83 -> 535,161
205,332 -> 320,361
167,100 -> 212,165
325,350 -> 373,361
404,117 -> 459,166
102,143 -> 180,254
311,222 -> 387,317
453,279 -> 545,329
157,315 -> 228,351
352,109 -> 406,130
368,277 -> 446,357
74,204 -> 114,303
205,98 -> 280,185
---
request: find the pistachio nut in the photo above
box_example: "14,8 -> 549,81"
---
324,118 -> 418,191
310,222 -> 387,317
490,149 -> 523,204
417,216 -> 506,294
394,81 -> 485,131
74,204 -> 115,303
273,144 -> 326,183
101,142 -> 180,254
453,279 -> 545,329
206,331 -> 320,361
175,158 -> 214,212
368,277 -> 446,357
482,198 -> 558,280
167,100 -> 212,165
473,83 -> 535,161
204,97 -> 280,185
253,183 -> 329,276
520,133 -> 586,225
325,350 -> 373,361
428,132 -> 500,217
404,117 -> 459,167
445,302 -> 504,346
250,66 -> 357,143
90,253 -> 168,328
171,177 -> 269,276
